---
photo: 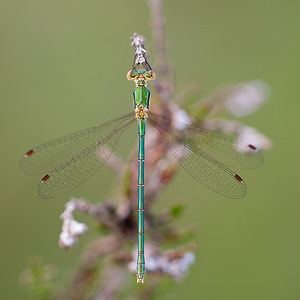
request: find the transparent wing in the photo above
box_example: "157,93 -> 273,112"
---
20,112 -> 135,174
20,112 -> 136,198
148,112 -> 263,169
148,111 -> 263,199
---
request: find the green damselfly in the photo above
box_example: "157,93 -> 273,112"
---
20,33 -> 263,283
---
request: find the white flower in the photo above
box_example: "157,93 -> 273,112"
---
69,220 -> 88,237
59,232 -> 78,249
225,80 -> 270,117
59,200 -> 88,249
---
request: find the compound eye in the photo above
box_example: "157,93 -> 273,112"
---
127,70 -> 139,81
149,70 -> 156,80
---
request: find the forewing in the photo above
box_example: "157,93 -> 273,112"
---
180,127 -> 263,169
20,112 -> 135,175
148,111 -> 263,169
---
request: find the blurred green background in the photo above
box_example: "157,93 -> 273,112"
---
1,0 -> 299,299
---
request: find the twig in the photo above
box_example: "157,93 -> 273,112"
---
61,236 -> 123,300
148,0 -> 174,99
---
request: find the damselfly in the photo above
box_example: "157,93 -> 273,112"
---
20,33 -> 263,283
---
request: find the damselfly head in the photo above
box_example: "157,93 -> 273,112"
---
127,69 -> 156,85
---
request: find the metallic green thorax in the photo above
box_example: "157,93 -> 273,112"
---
134,86 -> 150,108
127,69 -> 155,110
